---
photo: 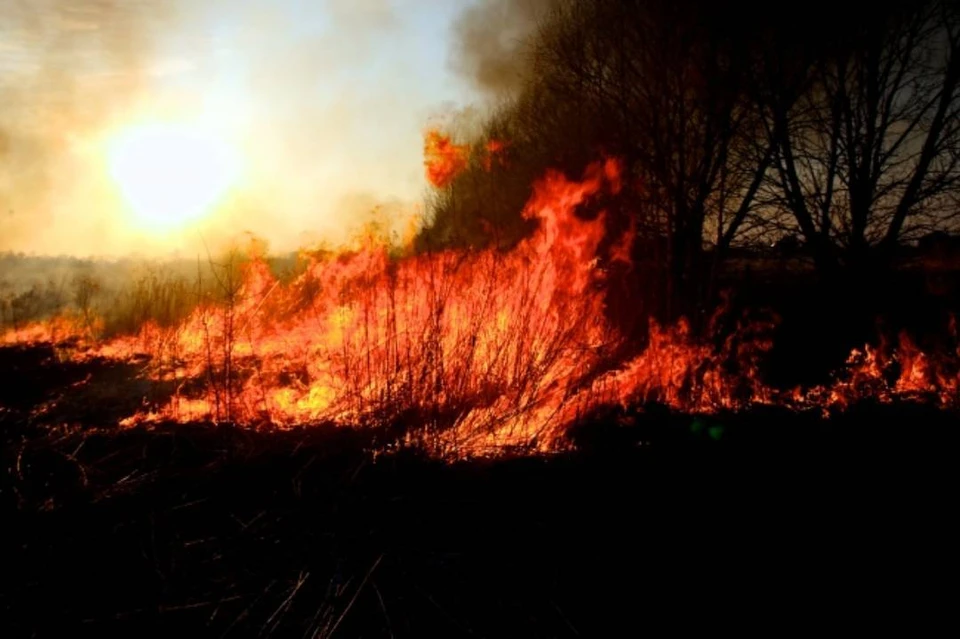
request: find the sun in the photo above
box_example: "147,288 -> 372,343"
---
107,121 -> 240,231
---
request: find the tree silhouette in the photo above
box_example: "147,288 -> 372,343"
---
754,0 -> 960,272
423,0 -> 775,326
422,0 -> 960,332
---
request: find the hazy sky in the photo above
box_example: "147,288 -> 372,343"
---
0,0 -> 483,257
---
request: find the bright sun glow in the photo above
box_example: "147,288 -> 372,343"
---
107,122 -> 240,231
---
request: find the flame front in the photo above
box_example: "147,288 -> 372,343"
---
5,155 -> 960,457
92,159 -> 624,455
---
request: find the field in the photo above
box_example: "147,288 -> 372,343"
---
6,0 -> 960,634
2,259 -> 959,635
3,175 -> 960,635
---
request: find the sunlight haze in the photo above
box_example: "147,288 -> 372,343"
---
0,0 -> 479,257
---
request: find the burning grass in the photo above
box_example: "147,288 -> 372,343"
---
4,336 -> 954,636
4,159 -> 960,457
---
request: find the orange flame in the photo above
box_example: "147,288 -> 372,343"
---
5,155 -> 960,457
424,130 -> 469,188
84,158 -> 623,455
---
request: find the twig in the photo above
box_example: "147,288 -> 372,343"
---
262,571 -> 310,634
326,554 -> 383,638
551,599 -> 580,636
372,581 -> 395,639
219,580 -> 277,639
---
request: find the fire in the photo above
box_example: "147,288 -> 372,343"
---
423,130 -> 469,188
423,131 -> 509,187
5,151 -> 960,457
107,159 -> 621,452
107,121 -> 241,231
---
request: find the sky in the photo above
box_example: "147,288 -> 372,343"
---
0,0 -> 484,258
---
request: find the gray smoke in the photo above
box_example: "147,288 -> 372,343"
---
448,0 -> 556,97
0,1 -> 176,252
0,0 -> 454,258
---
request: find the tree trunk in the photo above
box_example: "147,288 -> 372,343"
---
668,226 -> 705,327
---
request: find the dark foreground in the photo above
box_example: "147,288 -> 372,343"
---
1,344 -> 958,637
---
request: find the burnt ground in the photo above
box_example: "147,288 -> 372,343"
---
0,343 -> 958,637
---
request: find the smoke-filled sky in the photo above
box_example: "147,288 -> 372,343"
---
0,0 -> 541,258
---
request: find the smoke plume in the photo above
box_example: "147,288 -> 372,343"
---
0,0 -> 174,254
448,0 -> 556,97
0,0 -> 460,258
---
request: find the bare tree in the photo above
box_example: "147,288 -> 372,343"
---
757,1 -> 960,271
529,0 -> 774,321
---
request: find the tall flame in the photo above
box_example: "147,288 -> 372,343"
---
4,155 -> 960,457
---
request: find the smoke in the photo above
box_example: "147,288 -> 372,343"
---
0,0 -> 175,254
0,0 -> 464,258
448,0 -> 556,97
